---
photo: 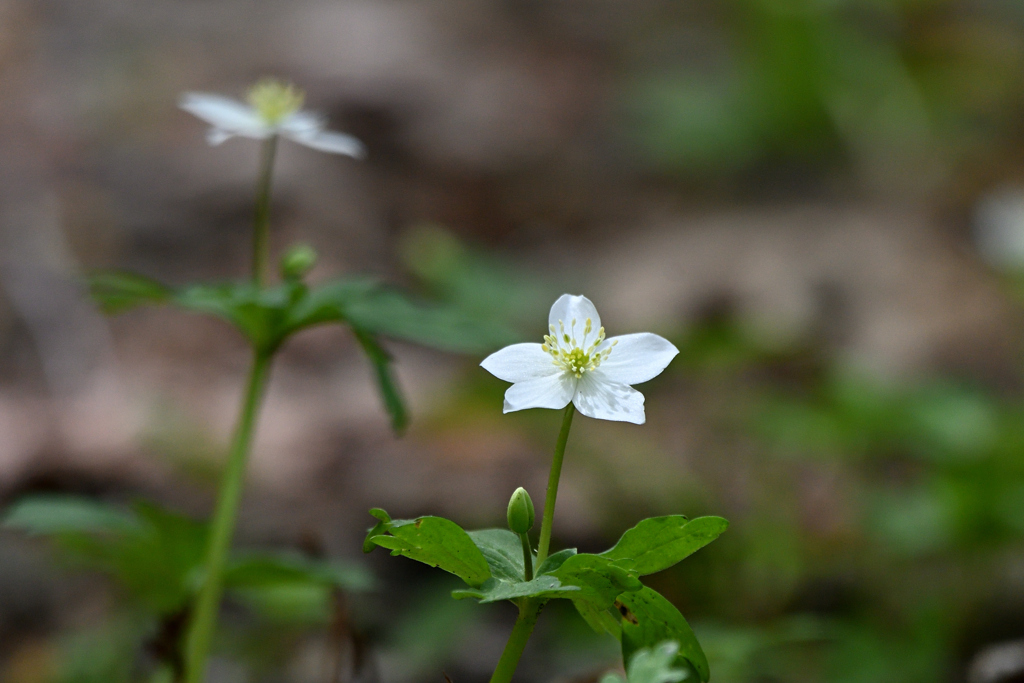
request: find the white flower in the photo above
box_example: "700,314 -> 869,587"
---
179,79 -> 366,158
480,294 -> 679,424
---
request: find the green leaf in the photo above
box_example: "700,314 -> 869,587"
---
174,282 -> 293,352
352,330 -> 409,434
3,496 -> 141,535
363,511 -> 491,587
601,516 -> 728,576
280,278 -> 378,330
617,587 -> 709,682
225,551 -> 374,592
467,529 -> 528,582
231,583 -> 334,624
537,548 -> 577,576
552,554 -> 643,601
87,270 -> 171,314
573,597 -> 623,637
50,500 -> 207,615
341,286 -> 512,353
549,553 -> 643,635
452,575 -> 571,603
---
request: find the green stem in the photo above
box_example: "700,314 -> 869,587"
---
536,404 -> 575,565
183,352 -> 272,683
251,135 -> 279,286
519,533 -> 534,581
487,405 -> 577,683
488,601 -> 540,683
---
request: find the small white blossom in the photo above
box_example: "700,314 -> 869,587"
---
481,294 -> 679,424
179,79 -> 366,158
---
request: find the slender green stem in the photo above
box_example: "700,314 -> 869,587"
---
488,601 -> 540,683
519,533 -> 534,581
487,405 -> 577,683
183,352 -> 272,683
251,135 -> 279,286
536,404 -> 575,565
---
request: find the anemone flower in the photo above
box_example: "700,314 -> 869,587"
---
179,79 -> 365,158
481,294 -> 678,424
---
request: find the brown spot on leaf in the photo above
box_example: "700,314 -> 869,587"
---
614,599 -> 638,624
415,518 -> 422,528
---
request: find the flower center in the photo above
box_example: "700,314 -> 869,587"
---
248,79 -> 305,126
541,317 -> 616,379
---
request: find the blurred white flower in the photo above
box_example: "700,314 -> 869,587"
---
974,186 -> 1024,272
179,79 -> 366,158
480,294 -> 678,424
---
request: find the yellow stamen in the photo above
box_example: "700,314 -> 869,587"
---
248,79 -> 305,126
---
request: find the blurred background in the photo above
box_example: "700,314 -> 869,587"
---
3,0 -> 1024,681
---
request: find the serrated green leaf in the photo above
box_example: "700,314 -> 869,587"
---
452,575 -> 570,603
87,270 -> 171,314
225,551 -> 374,592
617,587 -> 709,682
3,496 -> 141,536
467,529 -> 528,582
352,330 -> 409,434
364,513 -> 491,587
537,547 -> 577,576
601,516 -> 728,576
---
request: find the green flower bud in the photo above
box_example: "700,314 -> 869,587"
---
507,487 -> 535,534
280,243 -> 318,280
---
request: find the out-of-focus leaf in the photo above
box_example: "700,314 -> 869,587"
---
3,496 -> 141,535
352,330 -> 408,434
174,281 -> 294,352
225,550 -> 374,592
341,286 -> 514,353
363,509 -> 491,587
602,640 -> 692,683
617,587 -> 709,682
601,516 -> 728,576
231,582 -> 333,624
88,270 -> 171,314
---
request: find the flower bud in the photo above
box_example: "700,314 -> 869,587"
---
507,487 -> 535,534
280,243 -> 317,280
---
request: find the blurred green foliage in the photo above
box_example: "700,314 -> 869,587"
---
623,0 -> 1024,184
3,497 -> 371,682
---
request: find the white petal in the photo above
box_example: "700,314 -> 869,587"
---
286,129 -> 367,158
548,294 -> 601,347
286,127 -> 366,157
572,373 -> 645,424
503,373 -> 576,413
179,93 -> 268,139
279,110 -> 326,136
206,128 -> 233,145
597,333 -> 679,385
481,343 -> 559,383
